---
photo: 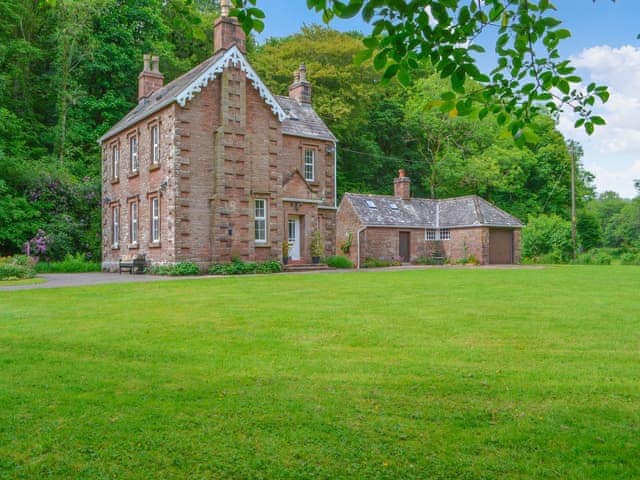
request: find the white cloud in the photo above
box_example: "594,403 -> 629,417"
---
557,45 -> 640,197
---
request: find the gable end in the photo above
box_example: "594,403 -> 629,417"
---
175,46 -> 287,122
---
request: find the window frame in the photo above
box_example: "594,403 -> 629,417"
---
254,198 -> 267,244
112,144 -> 120,180
151,124 -> 160,166
303,148 -> 315,182
112,205 -> 120,247
425,228 -> 451,241
151,196 -> 160,243
130,201 -> 138,245
130,135 -> 139,173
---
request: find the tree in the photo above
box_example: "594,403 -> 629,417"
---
232,0 -> 610,140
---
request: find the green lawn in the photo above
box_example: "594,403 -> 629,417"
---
0,277 -> 45,287
1,267 -> 639,479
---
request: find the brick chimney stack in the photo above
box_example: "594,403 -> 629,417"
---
213,0 -> 246,54
394,169 -> 411,200
138,54 -> 164,102
288,64 -> 312,105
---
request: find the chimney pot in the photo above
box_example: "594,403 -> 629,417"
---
289,64 -> 312,104
138,53 -> 164,102
394,169 -> 411,200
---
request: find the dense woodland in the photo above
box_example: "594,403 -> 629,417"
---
1,0 -> 638,261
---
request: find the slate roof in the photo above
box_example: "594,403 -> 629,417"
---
276,95 -> 335,141
99,48 -> 334,143
344,193 -> 523,228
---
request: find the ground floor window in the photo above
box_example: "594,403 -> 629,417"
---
254,199 -> 267,243
426,228 -> 451,241
112,206 -> 120,247
151,197 -> 160,243
130,201 -> 138,244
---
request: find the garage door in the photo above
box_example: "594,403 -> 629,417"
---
489,229 -> 513,264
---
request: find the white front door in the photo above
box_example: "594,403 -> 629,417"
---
288,217 -> 301,260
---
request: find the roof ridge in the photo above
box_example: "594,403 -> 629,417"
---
472,195 -> 485,224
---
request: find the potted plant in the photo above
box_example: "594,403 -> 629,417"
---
282,241 -> 289,265
310,230 -> 323,264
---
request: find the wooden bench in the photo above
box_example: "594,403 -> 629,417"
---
431,250 -> 446,265
119,255 -> 147,274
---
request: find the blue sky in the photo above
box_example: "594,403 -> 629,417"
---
255,1 -> 640,198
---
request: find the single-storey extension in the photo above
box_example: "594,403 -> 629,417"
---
336,170 -> 523,266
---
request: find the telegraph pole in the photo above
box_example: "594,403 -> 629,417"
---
567,140 -> 579,260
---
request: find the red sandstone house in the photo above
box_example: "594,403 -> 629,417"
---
99,3 -> 336,271
336,170 -> 523,267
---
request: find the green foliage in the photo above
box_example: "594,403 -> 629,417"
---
522,214 -> 572,263
34,253 -> 101,273
325,255 -> 353,269
577,210 -> 603,251
573,251 -> 612,266
339,232 -> 353,255
236,1 -> 609,137
208,258 -> 281,275
362,257 -> 401,268
415,255 -> 446,265
310,230 -> 324,257
620,252 -> 640,265
0,254 -> 36,280
152,261 -> 201,276
456,254 -> 480,266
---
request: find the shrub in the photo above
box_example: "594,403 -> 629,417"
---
456,255 -> 480,265
362,257 -> 401,268
256,260 -> 282,273
170,262 -> 201,276
325,255 -> 353,269
620,252 -> 640,265
574,251 -> 612,265
0,255 -> 36,280
522,214 -> 572,263
208,258 -> 281,275
35,253 -> 101,273
415,255 -> 446,265
151,261 -> 201,276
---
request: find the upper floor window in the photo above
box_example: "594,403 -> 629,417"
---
112,206 -> 120,247
303,148 -> 315,182
130,201 -> 138,244
112,144 -> 119,180
151,197 -> 160,243
130,136 -> 138,173
151,125 -> 159,166
254,199 -> 266,243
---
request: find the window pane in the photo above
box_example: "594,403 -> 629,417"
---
130,136 -> 138,172
255,199 -> 266,242
151,198 -> 159,242
304,149 -> 314,181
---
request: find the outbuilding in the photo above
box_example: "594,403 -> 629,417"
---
336,170 -> 523,267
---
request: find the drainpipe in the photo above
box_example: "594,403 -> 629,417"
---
356,226 -> 367,269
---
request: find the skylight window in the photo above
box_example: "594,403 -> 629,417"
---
390,203 -> 398,209
366,200 -> 377,208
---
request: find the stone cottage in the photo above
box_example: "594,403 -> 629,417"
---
99,2 -> 337,271
336,170 -> 523,267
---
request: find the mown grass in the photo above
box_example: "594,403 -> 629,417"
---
0,277 -> 45,287
1,266 -> 639,479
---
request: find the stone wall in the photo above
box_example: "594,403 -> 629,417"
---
102,64 -> 336,270
101,104 -> 177,271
